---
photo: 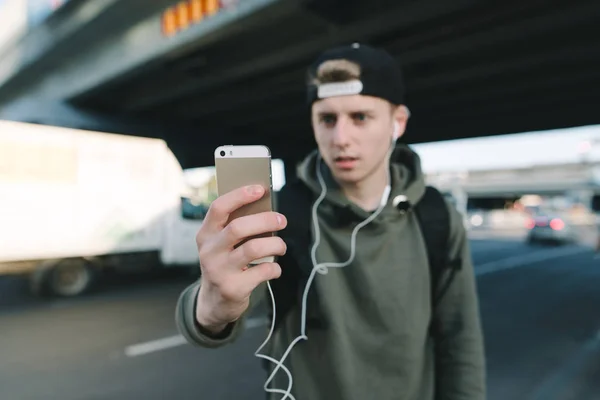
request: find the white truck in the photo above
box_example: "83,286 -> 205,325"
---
0,120 -> 204,297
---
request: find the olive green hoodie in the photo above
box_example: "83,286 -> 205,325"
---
176,144 -> 486,400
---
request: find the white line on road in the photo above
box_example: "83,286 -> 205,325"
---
125,335 -> 188,357
476,246 -> 588,276
124,317 -> 269,358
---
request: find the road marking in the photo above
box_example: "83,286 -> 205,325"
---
124,316 -> 269,357
125,335 -> 188,357
476,246 -> 588,276
529,329 -> 600,400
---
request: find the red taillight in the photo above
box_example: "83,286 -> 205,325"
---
550,218 -> 565,230
525,219 -> 535,229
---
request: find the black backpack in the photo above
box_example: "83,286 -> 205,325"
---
270,179 -> 462,336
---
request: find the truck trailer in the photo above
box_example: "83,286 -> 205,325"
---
0,120 -> 204,297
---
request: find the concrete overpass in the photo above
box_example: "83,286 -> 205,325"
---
427,161 -> 600,196
1,0 -> 600,169
426,160 -> 600,214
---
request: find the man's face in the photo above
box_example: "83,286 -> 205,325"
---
311,94 -> 405,185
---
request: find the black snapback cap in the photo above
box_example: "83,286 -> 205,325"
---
306,43 -> 406,106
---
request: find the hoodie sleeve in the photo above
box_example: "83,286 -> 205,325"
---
433,201 -> 486,400
175,278 -> 267,349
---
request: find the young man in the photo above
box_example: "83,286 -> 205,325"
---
176,44 -> 486,400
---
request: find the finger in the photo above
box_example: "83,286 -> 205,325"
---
204,185 -> 266,232
229,236 -> 287,268
220,212 -> 287,249
215,262 -> 282,302
239,262 -> 282,293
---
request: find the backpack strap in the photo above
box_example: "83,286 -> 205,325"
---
269,180 -> 314,331
275,179 -> 314,275
413,186 -> 462,322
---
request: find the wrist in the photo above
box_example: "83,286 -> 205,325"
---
195,285 -> 228,334
196,312 -> 228,335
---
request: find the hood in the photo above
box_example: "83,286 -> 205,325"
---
295,144 -> 427,222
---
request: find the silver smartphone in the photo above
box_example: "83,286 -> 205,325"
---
214,145 -> 275,265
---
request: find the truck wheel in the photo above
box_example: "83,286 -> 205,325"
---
30,259 -> 97,298
49,259 -> 96,297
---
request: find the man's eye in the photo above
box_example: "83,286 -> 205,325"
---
321,115 -> 336,124
352,113 -> 367,122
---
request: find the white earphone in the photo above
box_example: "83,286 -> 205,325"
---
393,121 -> 400,141
381,122 -> 399,207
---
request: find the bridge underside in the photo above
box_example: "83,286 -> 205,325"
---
2,0 -> 600,168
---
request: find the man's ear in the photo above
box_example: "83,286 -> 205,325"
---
393,105 -> 410,139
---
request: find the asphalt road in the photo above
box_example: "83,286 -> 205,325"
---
1,239 -> 599,400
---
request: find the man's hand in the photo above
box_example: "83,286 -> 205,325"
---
194,185 -> 287,334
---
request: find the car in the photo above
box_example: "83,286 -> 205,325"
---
525,214 -> 577,245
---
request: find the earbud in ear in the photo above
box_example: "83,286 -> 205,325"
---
392,122 -> 400,140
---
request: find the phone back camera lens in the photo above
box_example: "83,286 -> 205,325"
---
220,151 -> 225,157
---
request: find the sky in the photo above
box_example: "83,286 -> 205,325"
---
411,124 -> 600,173
184,124 -> 600,189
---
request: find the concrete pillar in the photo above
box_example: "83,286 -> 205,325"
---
451,186 -> 469,216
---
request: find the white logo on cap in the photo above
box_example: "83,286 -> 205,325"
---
317,80 -> 364,99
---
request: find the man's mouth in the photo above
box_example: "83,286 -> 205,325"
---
334,156 -> 358,162
333,156 -> 358,169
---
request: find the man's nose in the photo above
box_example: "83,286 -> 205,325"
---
332,120 -> 350,146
